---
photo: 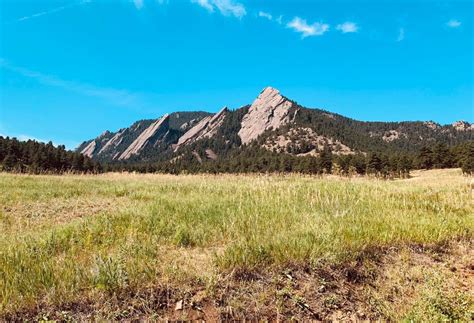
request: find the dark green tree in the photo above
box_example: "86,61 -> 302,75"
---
432,143 -> 451,168
320,145 -> 333,174
417,146 -> 433,169
460,142 -> 474,175
366,153 -> 382,175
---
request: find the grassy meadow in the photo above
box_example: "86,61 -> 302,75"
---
0,169 -> 472,320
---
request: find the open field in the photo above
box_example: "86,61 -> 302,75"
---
0,169 -> 473,320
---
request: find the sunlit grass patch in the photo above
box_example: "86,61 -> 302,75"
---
0,169 -> 472,318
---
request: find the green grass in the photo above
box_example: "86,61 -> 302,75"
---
0,169 -> 472,317
405,273 -> 472,322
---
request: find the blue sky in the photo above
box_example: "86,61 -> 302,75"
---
0,0 -> 472,149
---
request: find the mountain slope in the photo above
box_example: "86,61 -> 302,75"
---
78,87 -> 472,164
77,111 -> 211,161
118,114 -> 170,160
176,107 -> 229,150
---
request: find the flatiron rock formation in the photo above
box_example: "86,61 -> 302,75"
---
78,86 -> 473,163
118,114 -> 170,160
176,107 -> 228,150
238,87 -> 295,145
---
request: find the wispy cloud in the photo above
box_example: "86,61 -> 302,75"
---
133,0 -> 169,10
191,0 -> 246,18
0,59 -> 138,107
12,0 -> 91,23
336,21 -> 358,33
213,0 -> 246,18
134,0 -> 144,9
258,11 -> 284,25
446,19 -> 461,28
191,0 -> 214,12
397,28 -> 405,42
258,11 -> 272,21
287,17 -> 329,38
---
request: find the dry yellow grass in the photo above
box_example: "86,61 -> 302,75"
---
0,169 -> 472,320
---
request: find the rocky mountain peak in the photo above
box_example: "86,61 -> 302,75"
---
423,121 -> 440,130
215,106 -> 229,117
99,130 -> 111,139
452,120 -> 473,131
77,87 -> 472,164
252,87 -> 288,111
238,87 -> 294,145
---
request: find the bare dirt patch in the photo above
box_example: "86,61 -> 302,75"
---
5,241 -> 472,321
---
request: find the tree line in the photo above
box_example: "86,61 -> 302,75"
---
0,136 -> 472,176
0,136 -> 101,174
105,141 -> 474,177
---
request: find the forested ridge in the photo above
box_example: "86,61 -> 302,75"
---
0,135 -> 472,176
100,105 -> 473,176
293,105 -> 473,153
105,141 -> 474,176
0,136 -> 100,174
2,87 -> 473,177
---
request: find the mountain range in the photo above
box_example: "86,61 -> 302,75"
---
77,87 -> 473,164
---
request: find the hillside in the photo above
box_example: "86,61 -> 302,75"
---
0,136 -> 99,173
78,87 -> 473,165
77,111 -> 211,162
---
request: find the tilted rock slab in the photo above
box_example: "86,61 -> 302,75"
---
80,140 -> 96,158
98,130 -> 125,156
238,87 -> 294,145
175,107 -> 228,150
118,114 -> 170,160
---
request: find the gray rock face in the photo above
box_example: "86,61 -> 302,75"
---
175,107 -> 228,150
382,130 -> 408,142
238,87 -> 294,145
80,140 -> 96,158
423,121 -> 440,130
80,131 -> 113,158
118,114 -> 170,160
452,121 -> 473,131
98,130 -> 125,156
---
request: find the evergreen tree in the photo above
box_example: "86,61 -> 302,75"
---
320,145 -> 333,174
417,146 -> 433,169
2,153 -> 16,171
352,153 -> 367,175
432,143 -> 451,168
460,142 -> 474,175
397,155 -> 412,177
366,153 -> 382,175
